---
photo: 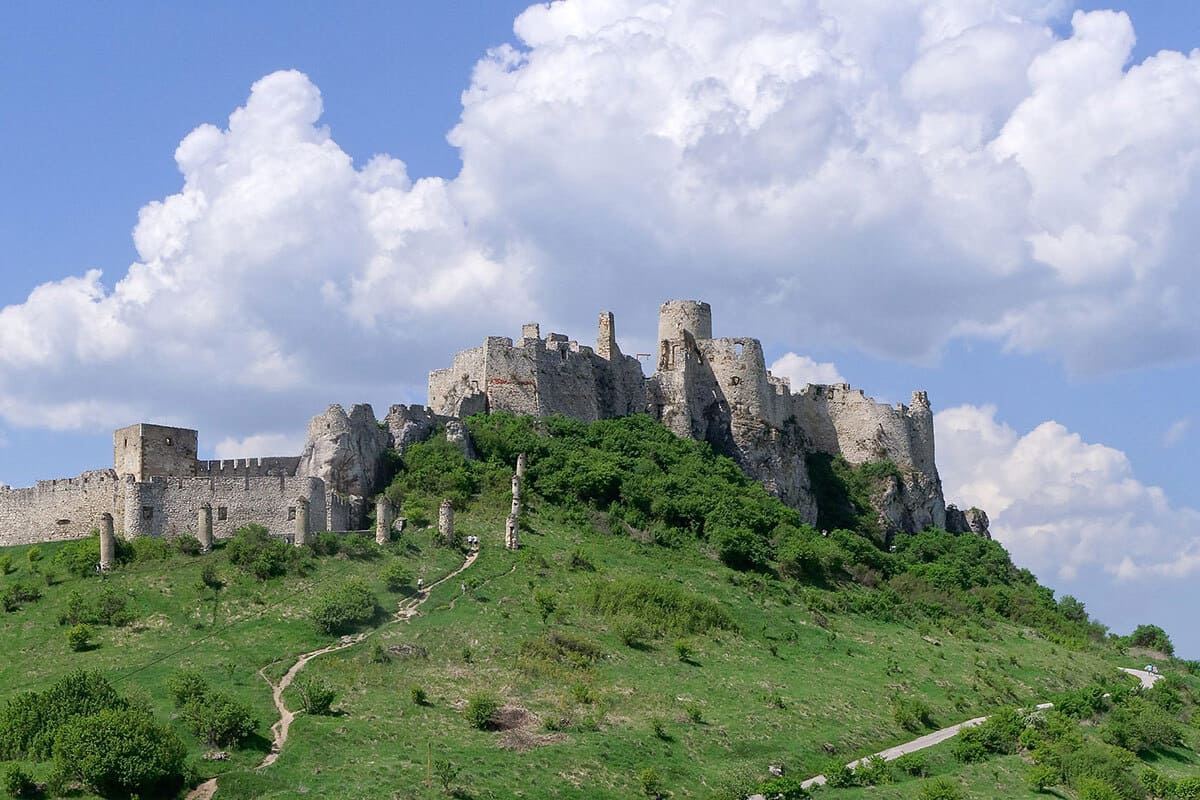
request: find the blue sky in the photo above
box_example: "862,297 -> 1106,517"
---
2,1 -> 1199,655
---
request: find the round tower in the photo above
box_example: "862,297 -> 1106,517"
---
657,300 -> 712,343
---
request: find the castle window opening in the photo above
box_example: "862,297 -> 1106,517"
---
734,342 -> 744,356
142,506 -> 154,520
288,506 -> 296,521
56,519 -> 70,526
218,506 -> 228,521
165,436 -> 173,446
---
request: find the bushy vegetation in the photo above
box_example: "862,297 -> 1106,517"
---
310,578 -> 378,634
585,578 -> 737,636
166,668 -> 257,748
227,523 -> 301,580
464,692 -> 501,729
1125,623 -> 1174,656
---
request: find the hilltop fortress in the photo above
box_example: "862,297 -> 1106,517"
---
0,300 -> 988,547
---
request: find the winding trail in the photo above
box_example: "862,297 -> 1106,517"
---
757,667 -> 1165,795
185,549 -> 480,800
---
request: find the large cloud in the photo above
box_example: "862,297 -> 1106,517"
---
3,2 -> 1200,442
936,404 -> 1200,582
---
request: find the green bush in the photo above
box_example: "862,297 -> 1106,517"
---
433,758 -> 460,793
66,623 -> 93,652
131,536 -> 172,562
464,692 -> 500,729
976,706 -> 1025,754
918,776 -> 963,800
1,582 -> 42,613
892,695 -> 935,732
639,767 -> 662,797
310,579 -> 378,634
166,668 -> 211,708
2,764 -> 37,798
182,692 -> 257,747
673,639 -> 694,662
1077,778 -> 1123,800
824,760 -> 858,788
951,727 -> 988,763
1172,778 -> 1200,800
60,585 -> 130,627
856,755 -> 894,786
226,524 -> 292,580
53,534 -> 130,577
894,752 -> 929,777
174,534 -> 202,555
533,590 -> 558,624
381,561 -> 414,592
1028,763 -> 1061,792
0,555 -> 13,575
25,547 -> 41,564
52,707 -> 186,797
411,687 -> 428,706
298,676 -> 336,715
1101,696 -> 1182,754
754,774 -> 809,799
0,670 -> 129,760
614,617 -> 649,648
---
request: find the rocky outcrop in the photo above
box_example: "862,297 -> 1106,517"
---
384,404 -> 440,457
298,403 -> 389,501
946,505 -> 991,539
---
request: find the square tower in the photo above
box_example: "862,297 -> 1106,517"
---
113,423 -> 199,480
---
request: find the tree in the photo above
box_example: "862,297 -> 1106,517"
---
1127,624 -> 1174,656
66,624 -> 93,652
432,758 -> 460,793
52,708 -> 186,798
182,692 -> 257,747
533,590 -> 558,625
310,579 -> 378,634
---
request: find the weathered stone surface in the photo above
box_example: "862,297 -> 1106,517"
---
965,507 -> 991,539
444,419 -> 477,460
383,404 -> 440,457
298,404 -> 389,498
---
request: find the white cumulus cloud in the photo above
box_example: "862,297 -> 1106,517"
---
2,3 -> 1200,442
936,404 -> 1200,582
213,432 -> 306,461
769,352 -> 846,387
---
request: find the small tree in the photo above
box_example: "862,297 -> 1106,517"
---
533,590 -> 558,625
52,708 -> 187,797
2,765 -> 37,798
67,623 -> 93,652
432,758 -> 460,793
310,579 -> 378,635
639,768 -> 662,797
182,692 -> 257,747
381,561 -> 414,593
464,692 -> 500,729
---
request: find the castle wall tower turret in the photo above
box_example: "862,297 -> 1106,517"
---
657,300 -> 713,344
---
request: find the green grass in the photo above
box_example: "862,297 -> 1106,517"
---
0,506 -> 1182,799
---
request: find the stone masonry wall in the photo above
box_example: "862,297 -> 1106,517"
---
0,470 -> 124,546
122,474 -> 327,541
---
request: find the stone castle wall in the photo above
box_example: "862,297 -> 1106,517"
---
195,457 -> 301,477
122,474 -> 326,541
0,470 -> 125,546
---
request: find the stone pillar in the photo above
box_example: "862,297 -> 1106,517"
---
505,513 -> 520,550
375,495 -> 393,545
98,513 -> 115,572
516,452 -> 527,480
295,497 -> 310,547
510,473 -> 521,517
438,499 -> 454,546
197,504 -> 213,554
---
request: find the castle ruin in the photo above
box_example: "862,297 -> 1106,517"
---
0,299 -> 986,549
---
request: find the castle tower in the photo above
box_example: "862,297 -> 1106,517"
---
657,300 -> 713,345
113,423 -> 199,480
597,311 -> 619,361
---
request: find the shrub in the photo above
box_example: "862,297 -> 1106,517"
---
894,752 -> 929,777
615,618 -> 649,648
951,727 -> 988,763
1102,696 -> 1182,754
52,708 -> 186,798
198,562 -> 224,591
976,706 -> 1024,754
66,624 -> 93,652
369,640 -> 390,664
673,639 -> 694,662
1027,763 -> 1060,792
1173,778 -> 1200,800
567,549 -> 595,571
519,631 -> 604,670
0,555 -> 12,574
685,703 -> 703,724
298,676 -> 336,715
166,668 -> 210,707
754,775 -> 809,799
639,768 -> 662,797
433,758 -> 460,793
533,590 -> 558,624
25,547 -> 41,564
464,692 -> 500,729
1,583 -> 42,613
1077,778 -> 1123,800
227,524 -> 291,580
918,776 -> 963,800
131,536 -> 173,562
2,765 -> 37,798
310,579 -> 378,635
857,755 -> 894,786
60,585 -> 130,627
175,534 -> 202,555
651,718 -> 670,740
182,692 -> 257,747
381,561 -> 414,592
824,761 -> 858,788
892,695 -> 935,732
411,686 -> 428,706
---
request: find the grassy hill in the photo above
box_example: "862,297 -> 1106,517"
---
0,413 -> 1196,799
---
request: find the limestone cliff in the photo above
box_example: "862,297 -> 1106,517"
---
298,404 -> 390,527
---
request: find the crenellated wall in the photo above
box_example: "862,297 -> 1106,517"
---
195,456 -> 301,477
0,470 -> 124,546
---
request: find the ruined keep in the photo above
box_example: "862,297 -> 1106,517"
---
430,300 -> 976,540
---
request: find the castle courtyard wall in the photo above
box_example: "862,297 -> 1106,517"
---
0,470 -> 124,546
